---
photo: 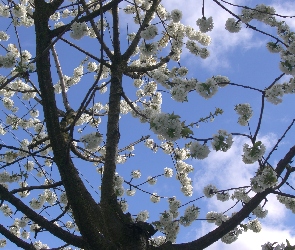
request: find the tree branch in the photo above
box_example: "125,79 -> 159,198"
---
0,224 -> 35,250
0,185 -> 85,248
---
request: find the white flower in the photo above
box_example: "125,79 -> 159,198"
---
114,186 -> 124,197
70,22 -> 89,40
196,78 -> 218,99
136,210 -> 149,222
164,167 -> 173,177
225,18 -> 242,33
171,85 -> 188,102
119,200 -> 128,212
30,223 -> 40,232
190,141 -> 210,159
203,184 -> 218,198
150,193 -> 160,203
0,204 -> 12,216
197,17 -> 214,33
265,84 -> 284,104
65,221 -> 75,229
251,165 -> 277,192
24,161 -> 34,171
175,148 -> 189,160
87,62 -> 97,72
266,42 -> 283,53
147,176 -> 157,185
247,219 -> 262,233
0,31 -> 9,41
126,189 -> 136,196
171,9 -> 182,23
0,239 -> 6,248
59,192 -> 68,204
221,229 -> 240,244
206,211 -> 229,226
234,103 -> 253,126
252,204 -> 268,218
150,112 -> 183,141
33,240 -> 49,250
179,205 -> 199,226
50,11 -> 60,21
168,197 -> 181,212
21,230 -> 30,239
149,236 -> 166,247
141,25 -> 158,40
131,170 -> 141,178
30,198 -> 43,210
242,141 -> 266,164
217,192 -> 230,202
211,130 -> 233,152
139,42 -> 158,57
80,132 -> 102,150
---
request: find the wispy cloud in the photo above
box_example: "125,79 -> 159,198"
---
271,0 -> 295,29
190,133 -> 295,248
193,133 -> 277,194
162,0 -> 263,70
209,224 -> 295,250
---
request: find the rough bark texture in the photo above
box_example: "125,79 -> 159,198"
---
34,1 -> 109,249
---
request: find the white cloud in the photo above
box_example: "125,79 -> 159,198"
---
162,0 -> 264,70
190,133 -> 295,248
208,224 -> 295,250
122,1 -> 295,71
193,133 -> 277,194
271,1 -> 295,30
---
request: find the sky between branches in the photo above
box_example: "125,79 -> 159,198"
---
1,0 -> 295,249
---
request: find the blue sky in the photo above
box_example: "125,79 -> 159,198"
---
1,0 -> 295,249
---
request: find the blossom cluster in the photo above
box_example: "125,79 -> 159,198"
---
211,130 -> 233,152
149,236 -> 166,247
242,141 -> 266,164
251,165 -> 278,193
234,103 -> 253,126
175,160 -> 194,196
153,211 -> 180,243
265,79 -> 295,105
29,189 -> 58,210
203,184 -> 218,198
0,3 -> 34,27
253,204 -> 268,218
232,188 -> 251,203
225,18 -> 242,33
189,141 -> 210,159
206,211 -> 229,226
277,195 -> 295,213
114,173 -> 125,198
220,3 -> 295,79
247,218 -> 262,233
54,64 -> 85,94
179,205 -> 199,227
80,132 -> 103,151
221,226 -> 243,244
196,78 -> 218,99
136,210 -> 149,222
140,25 -> 158,40
261,242 -> 286,250
196,17 -> 214,33
70,22 -> 90,40
150,112 -> 183,141
0,44 -> 20,69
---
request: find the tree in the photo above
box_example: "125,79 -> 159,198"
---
0,0 -> 295,249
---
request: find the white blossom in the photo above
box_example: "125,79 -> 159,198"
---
225,18 -> 242,33
197,17 -> 214,33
